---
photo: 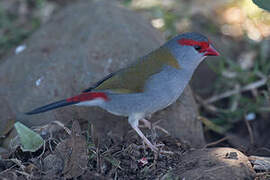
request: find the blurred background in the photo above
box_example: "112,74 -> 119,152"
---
0,0 -> 269,155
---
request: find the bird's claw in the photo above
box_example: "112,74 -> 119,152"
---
142,141 -> 173,154
139,119 -> 170,135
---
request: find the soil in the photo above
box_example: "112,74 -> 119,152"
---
0,121 -> 257,179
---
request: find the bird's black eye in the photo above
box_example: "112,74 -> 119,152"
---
194,45 -> 202,51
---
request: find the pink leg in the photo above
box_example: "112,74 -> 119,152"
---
140,118 -> 170,135
128,114 -> 158,152
128,114 -> 173,154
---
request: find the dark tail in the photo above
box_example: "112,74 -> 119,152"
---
25,100 -> 77,115
25,92 -> 109,115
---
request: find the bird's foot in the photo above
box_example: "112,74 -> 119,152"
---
145,142 -> 159,153
139,118 -> 170,135
160,149 -> 174,154
129,115 -> 172,154
143,142 -> 174,154
139,119 -> 172,154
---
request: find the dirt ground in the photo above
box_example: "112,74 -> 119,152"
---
0,120 -> 258,179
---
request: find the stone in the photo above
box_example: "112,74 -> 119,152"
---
0,0 -> 204,147
175,147 -> 255,180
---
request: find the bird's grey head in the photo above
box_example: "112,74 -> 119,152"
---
165,32 -> 219,69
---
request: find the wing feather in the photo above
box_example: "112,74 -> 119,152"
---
83,47 -> 180,93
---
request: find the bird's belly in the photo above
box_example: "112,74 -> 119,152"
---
101,67 -> 189,116
101,91 -> 180,117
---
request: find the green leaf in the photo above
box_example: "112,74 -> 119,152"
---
14,122 -> 44,152
252,0 -> 270,12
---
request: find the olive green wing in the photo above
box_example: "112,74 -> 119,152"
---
83,47 -> 180,94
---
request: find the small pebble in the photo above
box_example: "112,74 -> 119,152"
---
245,113 -> 256,121
15,45 -> 27,54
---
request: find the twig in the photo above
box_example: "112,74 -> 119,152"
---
230,84 -> 240,112
245,119 -> 254,145
53,121 -> 71,135
0,164 -> 17,175
255,172 -> 270,177
139,119 -> 170,135
203,136 -> 228,148
256,147 -> 270,153
205,78 -> 267,104
249,156 -> 270,172
198,116 -> 226,135
36,142 -> 46,159
9,159 -> 25,170
259,107 -> 270,112
15,170 -> 33,179
96,146 -> 101,173
195,95 -> 219,113
204,165 -> 226,173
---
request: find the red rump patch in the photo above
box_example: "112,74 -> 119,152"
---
66,92 -> 108,102
178,39 -> 209,53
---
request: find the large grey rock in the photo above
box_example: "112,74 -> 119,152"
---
0,0 -> 205,147
175,148 -> 255,180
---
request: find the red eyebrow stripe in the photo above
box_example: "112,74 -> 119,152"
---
178,38 -> 209,52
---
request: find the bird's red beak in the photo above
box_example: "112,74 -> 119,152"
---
204,45 -> 220,56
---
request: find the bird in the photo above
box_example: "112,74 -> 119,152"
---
26,32 -> 219,153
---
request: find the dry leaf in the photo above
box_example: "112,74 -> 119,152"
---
56,120 -> 88,178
